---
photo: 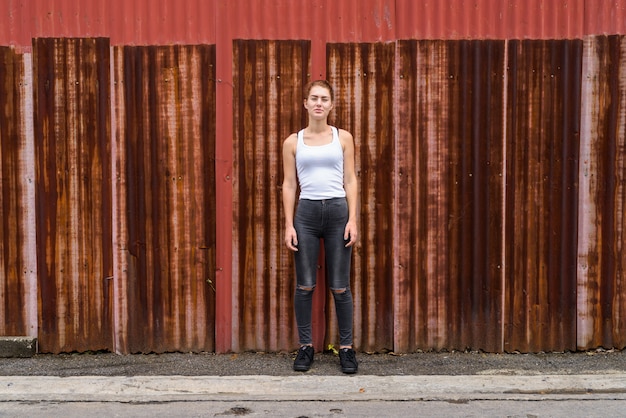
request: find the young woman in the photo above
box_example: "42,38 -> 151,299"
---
282,80 -> 359,374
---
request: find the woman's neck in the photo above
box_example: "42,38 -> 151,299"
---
307,120 -> 330,134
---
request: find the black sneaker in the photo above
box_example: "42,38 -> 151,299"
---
339,348 -> 358,374
293,345 -> 314,371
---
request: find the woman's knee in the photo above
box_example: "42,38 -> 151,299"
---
297,284 -> 315,292
295,285 -> 315,299
330,287 -> 352,302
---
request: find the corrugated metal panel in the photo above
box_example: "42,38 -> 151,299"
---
395,0 -> 586,40
578,35 -> 626,350
393,40 -> 505,353
0,47 -> 37,337
327,43 -> 396,352
6,1 -> 626,49
1,0 -> 217,48
323,0 -> 396,42
584,1 -> 626,36
111,45 -> 216,353
232,40 -> 309,352
504,39 -> 582,352
33,38 -> 113,352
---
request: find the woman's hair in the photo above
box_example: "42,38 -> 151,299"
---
303,80 -> 334,101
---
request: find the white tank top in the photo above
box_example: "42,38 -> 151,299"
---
296,126 -> 346,200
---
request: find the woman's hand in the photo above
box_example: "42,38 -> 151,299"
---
285,226 -> 299,251
344,221 -> 358,247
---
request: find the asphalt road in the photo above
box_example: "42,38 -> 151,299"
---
2,399 -> 626,418
1,348 -> 625,377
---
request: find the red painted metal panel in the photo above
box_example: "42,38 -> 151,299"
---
0,47 -> 37,337
322,0 -> 396,42
214,0 -> 233,353
584,1 -> 626,36
395,0 -> 586,40
1,0 -> 217,48
232,40 -> 309,352
578,35 -> 626,350
33,38 -> 114,353
111,45 -> 216,353
504,39 -> 582,353
6,1 -> 626,49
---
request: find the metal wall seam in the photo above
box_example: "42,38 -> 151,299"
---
214,0 -> 234,354
110,45 -> 126,354
22,52 -> 38,340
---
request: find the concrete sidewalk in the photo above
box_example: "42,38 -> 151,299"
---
1,374 -> 625,403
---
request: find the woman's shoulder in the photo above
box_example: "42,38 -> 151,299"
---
284,132 -> 298,143
336,128 -> 354,143
283,132 -> 298,152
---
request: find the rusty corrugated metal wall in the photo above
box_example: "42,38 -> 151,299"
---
505,40 -> 582,352
392,40 -> 506,353
328,43 -> 397,352
1,0 -> 626,354
232,40 -> 309,352
33,38 -> 114,352
578,35 -> 626,350
111,45 -> 217,353
0,46 -> 37,338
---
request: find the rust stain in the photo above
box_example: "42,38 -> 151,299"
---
0,47 -> 35,336
447,40 -> 506,352
114,45 -> 216,353
394,40 -> 506,353
232,40 -> 309,352
328,42 -> 396,353
32,38 -> 113,353
505,39 -> 582,352
577,35 -> 626,350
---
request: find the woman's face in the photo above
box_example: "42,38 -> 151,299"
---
304,85 -> 334,120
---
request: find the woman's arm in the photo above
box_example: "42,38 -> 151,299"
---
340,129 -> 358,247
282,134 -> 299,251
